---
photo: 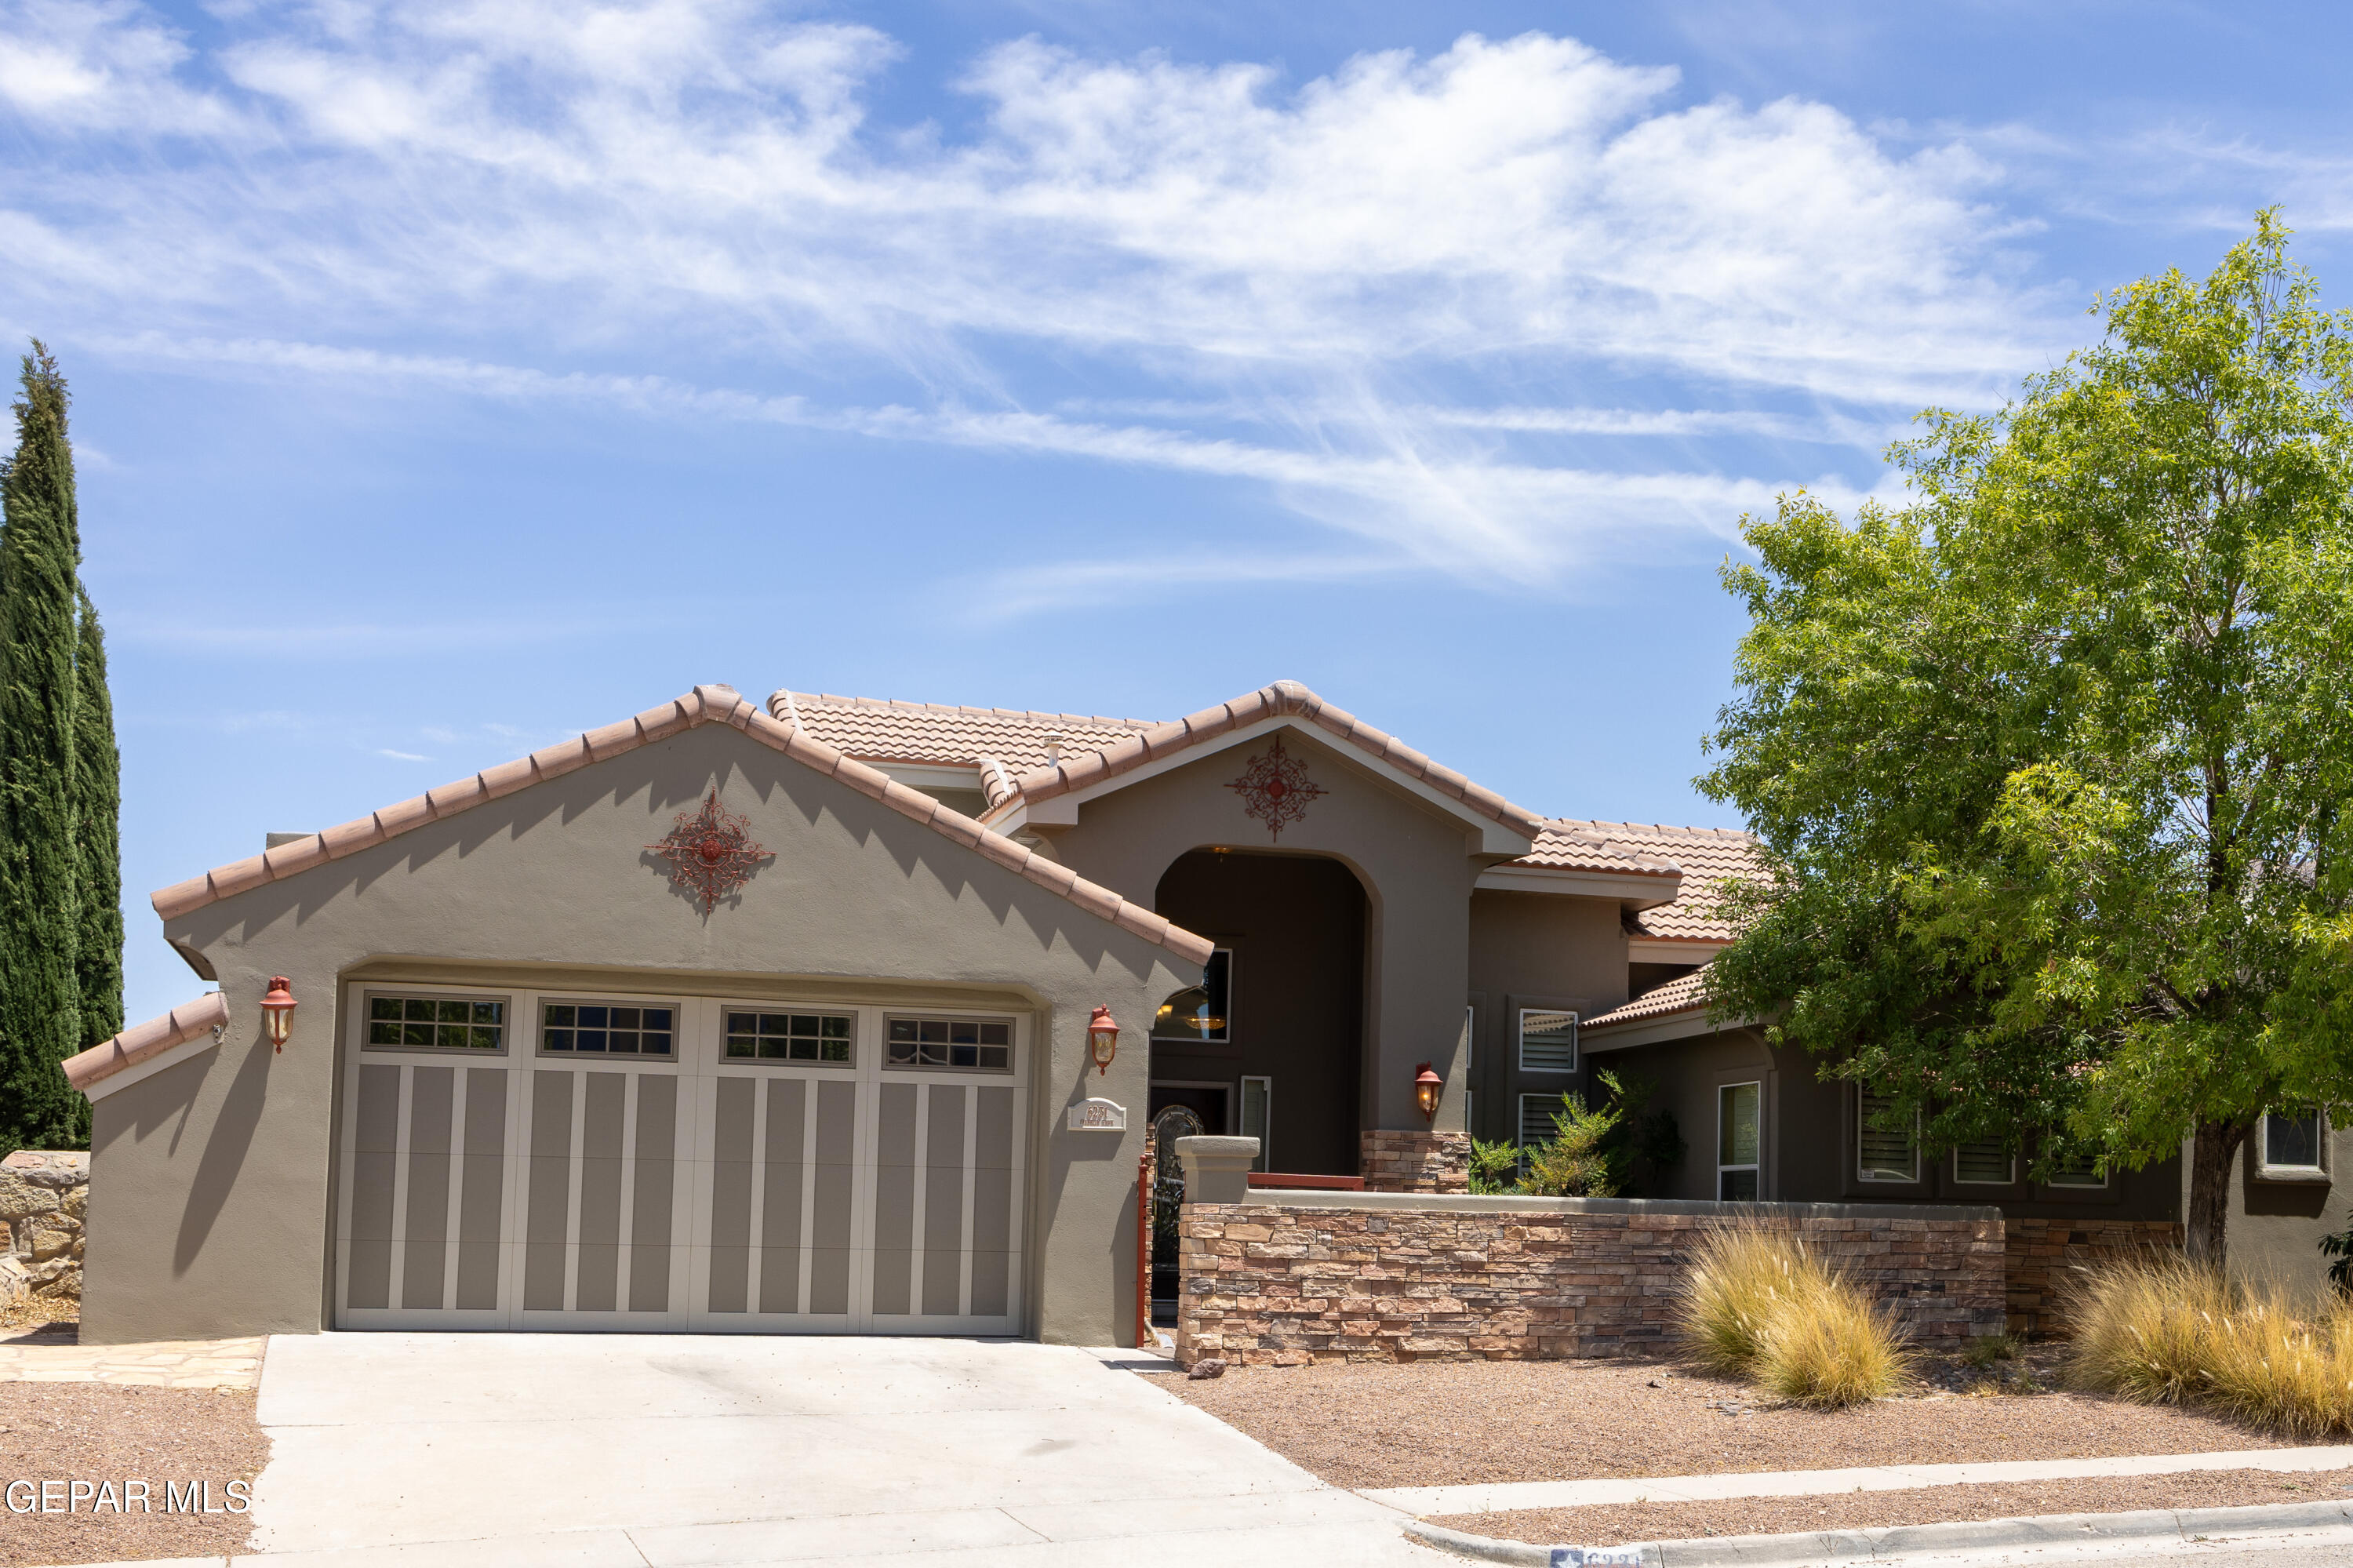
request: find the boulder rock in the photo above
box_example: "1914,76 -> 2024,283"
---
27,1227 -> 74,1264
0,1174 -> 58,1222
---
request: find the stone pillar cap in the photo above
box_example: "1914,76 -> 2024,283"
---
1173,1136 -> 1260,1157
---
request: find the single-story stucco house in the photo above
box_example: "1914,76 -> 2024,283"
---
63,678 -> 2350,1346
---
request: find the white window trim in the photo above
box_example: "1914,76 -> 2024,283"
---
1240,1075 -> 1272,1173
1951,1144 -> 2017,1186
1717,1080 -> 1761,1200
1856,1090 -> 1922,1184
1517,1007 -> 1578,1073
2257,1108 -> 2331,1184
359,986 -> 515,1057
880,1012 -> 1019,1075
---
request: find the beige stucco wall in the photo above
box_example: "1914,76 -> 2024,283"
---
1037,722 -> 1503,1134
83,722 -> 1191,1346
2217,1126 -> 2353,1292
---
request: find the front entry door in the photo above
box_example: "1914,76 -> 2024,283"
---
333,984 -> 1028,1334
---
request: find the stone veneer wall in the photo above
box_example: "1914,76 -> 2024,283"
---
1358,1130 -> 1471,1194
2006,1217 -> 2183,1336
1176,1195 -> 2003,1367
0,1151 -> 87,1305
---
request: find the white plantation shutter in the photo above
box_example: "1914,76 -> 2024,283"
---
1857,1089 -> 1918,1182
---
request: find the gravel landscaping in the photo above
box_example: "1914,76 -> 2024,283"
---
1427,1466 -> 2353,1548
1147,1351 -> 2288,1492
0,1381 -> 268,1566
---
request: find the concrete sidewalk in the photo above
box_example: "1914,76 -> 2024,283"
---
234,1332 -> 1448,1566
1364,1443 -> 2353,1517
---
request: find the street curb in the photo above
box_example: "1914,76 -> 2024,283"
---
1404,1497 -> 2353,1566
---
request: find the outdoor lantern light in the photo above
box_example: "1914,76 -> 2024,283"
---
1087,1006 -> 1120,1076
1414,1061 -> 1443,1122
260,977 -> 297,1053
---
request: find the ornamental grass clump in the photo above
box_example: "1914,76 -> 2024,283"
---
2068,1256 -> 2353,1438
1678,1224 -> 1907,1408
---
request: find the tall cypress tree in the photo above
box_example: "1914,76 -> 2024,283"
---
73,589 -> 121,1065
0,344 -> 86,1149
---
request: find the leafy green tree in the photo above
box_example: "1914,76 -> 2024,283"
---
73,588 -> 121,1057
1701,214 -> 2353,1264
0,345 -> 88,1148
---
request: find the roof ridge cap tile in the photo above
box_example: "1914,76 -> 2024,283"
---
63,990 -> 229,1093
150,686 -> 1213,966
783,689 -> 1162,729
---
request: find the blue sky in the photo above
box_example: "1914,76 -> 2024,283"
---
5,0 -> 2353,1024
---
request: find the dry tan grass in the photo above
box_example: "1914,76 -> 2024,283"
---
1678,1223 -> 1907,1408
2066,1255 -> 2353,1438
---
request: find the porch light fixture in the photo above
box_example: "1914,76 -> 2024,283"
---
260,977 -> 297,1053
1414,1062 -> 1443,1122
1088,1006 -> 1120,1076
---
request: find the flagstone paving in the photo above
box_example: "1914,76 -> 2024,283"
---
0,1327 -> 266,1391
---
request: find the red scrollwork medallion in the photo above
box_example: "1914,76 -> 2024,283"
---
649,788 -> 773,913
1226,733 -> 1326,842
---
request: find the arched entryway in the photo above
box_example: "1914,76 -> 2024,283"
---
1147,849 -> 1366,1178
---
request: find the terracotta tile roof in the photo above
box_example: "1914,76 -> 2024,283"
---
64,991 -> 227,1094
149,686 -> 1213,967
1516,824 -> 1682,878
1581,965 -> 1714,1031
1547,820 -> 1762,942
998,680 -> 1551,841
772,689 -> 1159,774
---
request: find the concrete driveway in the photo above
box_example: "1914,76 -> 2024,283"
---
246,1333 -> 1446,1566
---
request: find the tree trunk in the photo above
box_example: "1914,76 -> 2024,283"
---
2186,1118 -> 2251,1267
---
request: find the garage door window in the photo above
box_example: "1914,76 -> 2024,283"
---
725,1011 -> 853,1062
540,1001 -> 675,1056
887,1018 -> 1011,1071
365,994 -> 507,1053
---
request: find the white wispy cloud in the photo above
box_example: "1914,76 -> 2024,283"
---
1,2 -> 2075,588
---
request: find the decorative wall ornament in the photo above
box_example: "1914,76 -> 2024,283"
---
649,788 -> 773,914
1226,733 -> 1326,842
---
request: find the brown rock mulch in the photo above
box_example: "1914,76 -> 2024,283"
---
1147,1356 -> 2289,1491
0,1381 -> 268,1566
1429,1467 -> 2353,1548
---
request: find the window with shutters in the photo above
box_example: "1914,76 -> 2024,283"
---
1718,1082 -> 1760,1200
1857,1089 -> 1919,1183
1518,1009 -> 1577,1072
2046,1148 -> 2107,1188
1518,1092 -> 1561,1150
1951,1140 -> 2015,1184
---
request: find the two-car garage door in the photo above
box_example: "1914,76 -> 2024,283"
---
332,983 -> 1028,1333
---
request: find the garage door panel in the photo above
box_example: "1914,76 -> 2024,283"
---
455,1068 -> 507,1309
707,1075 -> 756,1314
338,990 -> 1025,1334
755,1078 -> 806,1315
342,1060 -> 513,1324
628,1075 -> 678,1312
400,1065 -> 456,1311
347,1064 -> 401,1309
522,1070 -> 573,1311
921,1085 -> 968,1318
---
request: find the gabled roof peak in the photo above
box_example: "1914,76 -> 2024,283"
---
998,679 -> 1550,842
151,684 -> 1212,967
